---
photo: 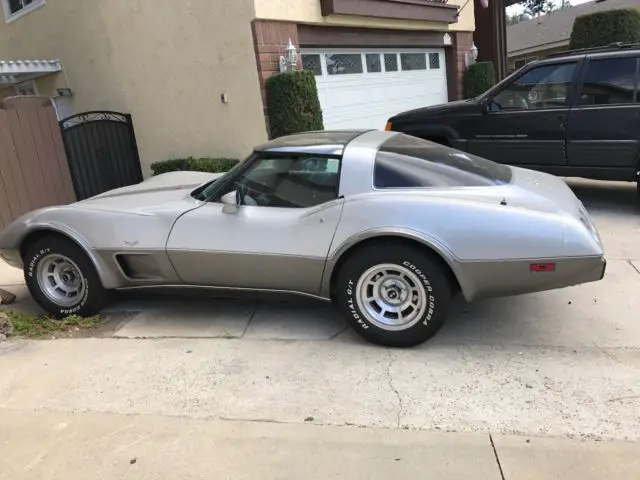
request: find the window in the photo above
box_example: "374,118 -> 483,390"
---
384,54 -> 398,72
220,155 -> 341,208
366,54 -> 382,73
3,0 -> 45,22
401,53 -> 427,71
301,54 -> 322,76
326,54 -> 363,75
578,57 -> 639,106
492,62 -> 577,111
374,134 -> 513,189
429,53 -> 440,70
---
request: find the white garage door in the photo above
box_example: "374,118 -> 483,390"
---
301,48 -> 448,130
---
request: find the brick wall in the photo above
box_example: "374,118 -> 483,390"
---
251,20 -> 301,136
446,31 -> 474,101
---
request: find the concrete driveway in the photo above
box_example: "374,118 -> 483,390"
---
0,178 -> 639,479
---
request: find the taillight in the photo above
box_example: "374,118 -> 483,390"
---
530,263 -> 556,272
385,121 -> 392,131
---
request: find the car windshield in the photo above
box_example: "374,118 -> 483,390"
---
375,134 -> 513,188
190,156 -> 250,201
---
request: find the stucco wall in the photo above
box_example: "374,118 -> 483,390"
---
254,0 -> 475,32
0,0 -> 267,175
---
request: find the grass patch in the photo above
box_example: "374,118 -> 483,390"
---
3,310 -> 101,338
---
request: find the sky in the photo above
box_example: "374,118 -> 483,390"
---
507,0 -> 592,16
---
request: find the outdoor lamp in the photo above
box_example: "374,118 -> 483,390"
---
279,38 -> 298,73
471,43 -> 479,61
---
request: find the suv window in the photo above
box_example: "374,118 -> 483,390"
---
492,62 -> 577,111
578,56 -> 639,106
219,154 -> 341,208
374,134 -> 512,188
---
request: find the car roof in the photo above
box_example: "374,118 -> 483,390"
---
543,42 -> 640,62
255,130 -> 373,156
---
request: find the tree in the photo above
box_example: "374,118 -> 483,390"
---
569,8 -> 640,49
518,0 -> 556,17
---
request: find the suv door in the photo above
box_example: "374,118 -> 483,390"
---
467,61 -> 580,167
566,54 -> 640,176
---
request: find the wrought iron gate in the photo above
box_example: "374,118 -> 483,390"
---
59,111 -> 143,200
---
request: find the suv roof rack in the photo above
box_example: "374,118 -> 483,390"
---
546,42 -> 640,59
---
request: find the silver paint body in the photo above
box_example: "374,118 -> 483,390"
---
0,130 -> 606,302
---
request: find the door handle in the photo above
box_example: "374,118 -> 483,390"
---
558,114 -> 566,129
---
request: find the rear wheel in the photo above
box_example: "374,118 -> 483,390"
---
24,235 -> 108,318
335,245 -> 452,347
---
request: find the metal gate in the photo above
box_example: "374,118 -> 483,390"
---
60,111 -> 143,200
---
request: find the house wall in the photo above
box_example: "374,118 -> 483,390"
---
507,44 -> 569,73
254,0 -> 475,32
0,0 -> 267,175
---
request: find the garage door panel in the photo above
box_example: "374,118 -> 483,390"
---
304,48 -> 448,130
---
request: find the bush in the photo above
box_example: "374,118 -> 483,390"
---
464,61 -> 496,99
150,157 -> 239,176
569,9 -> 640,50
266,70 -> 324,139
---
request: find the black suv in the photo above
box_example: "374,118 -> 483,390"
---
387,43 -> 640,191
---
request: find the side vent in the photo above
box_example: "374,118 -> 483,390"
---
115,254 -> 164,280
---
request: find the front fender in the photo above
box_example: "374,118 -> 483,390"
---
0,209 -> 122,289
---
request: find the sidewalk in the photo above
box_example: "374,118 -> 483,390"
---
1,409 -> 638,480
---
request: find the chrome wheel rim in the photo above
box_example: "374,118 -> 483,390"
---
355,263 -> 428,331
36,254 -> 86,307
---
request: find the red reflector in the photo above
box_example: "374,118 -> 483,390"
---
530,263 -> 555,272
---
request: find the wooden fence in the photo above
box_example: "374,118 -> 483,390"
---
0,96 -> 76,231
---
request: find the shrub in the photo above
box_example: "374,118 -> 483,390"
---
266,70 -> 324,139
150,157 -> 239,176
569,8 -> 640,50
464,61 -> 496,99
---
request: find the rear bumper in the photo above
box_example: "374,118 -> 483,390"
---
458,255 -> 607,301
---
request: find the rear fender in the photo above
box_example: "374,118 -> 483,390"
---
320,227 -> 471,299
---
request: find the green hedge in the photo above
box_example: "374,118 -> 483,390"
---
464,61 -> 496,99
569,8 -> 640,50
150,157 -> 239,176
266,70 -> 324,139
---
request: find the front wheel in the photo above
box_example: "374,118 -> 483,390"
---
335,245 -> 453,348
24,235 -> 108,318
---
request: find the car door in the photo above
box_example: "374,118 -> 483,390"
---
566,54 -> 640,174
466,60 -> 580,167
166,153 -> 344,295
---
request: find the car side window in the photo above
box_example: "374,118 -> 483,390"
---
492,62 -> 577,111
219,155 -> 341,208
577,56 -> 639,106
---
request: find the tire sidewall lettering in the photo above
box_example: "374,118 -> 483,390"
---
26,248 -> 90,316
27,247 -> 51,279
344,261 -> 437,331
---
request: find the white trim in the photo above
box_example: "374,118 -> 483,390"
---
0,59 -> 61,86
3,0 -> 46,23
14,79 -> 37,95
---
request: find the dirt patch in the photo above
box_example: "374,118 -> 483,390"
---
0,310 -> 137,340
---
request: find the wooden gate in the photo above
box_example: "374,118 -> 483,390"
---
0,96 -> 76,231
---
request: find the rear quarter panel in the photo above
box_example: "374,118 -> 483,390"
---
325,191 -> 567,299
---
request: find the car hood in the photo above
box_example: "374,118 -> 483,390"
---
390,99 -> 475,123
72,171 -> 221,213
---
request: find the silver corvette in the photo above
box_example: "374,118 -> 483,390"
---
0,130 -> 606,347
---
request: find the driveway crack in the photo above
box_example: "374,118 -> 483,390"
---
489,433 -> 506,480
385,351 -> 403,429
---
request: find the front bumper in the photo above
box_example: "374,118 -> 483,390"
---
0,249 -> 23,270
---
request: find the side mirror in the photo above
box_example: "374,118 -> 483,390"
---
221,190 -> 239,214
480,97 -> 490,114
